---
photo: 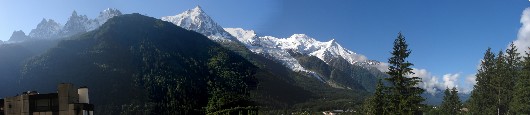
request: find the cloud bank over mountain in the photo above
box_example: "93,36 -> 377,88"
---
412,68 -> 475,94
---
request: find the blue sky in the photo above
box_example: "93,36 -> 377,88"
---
1,0 -> 529,93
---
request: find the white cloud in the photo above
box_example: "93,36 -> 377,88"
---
513,7 -> 530,54
409,68 -> 475,95
374,62 -> 389,72
466,74 -> 477,85
442,73 -> 459,89
411,68 -> 441,95
374,63 -> 475,95
461,74 -> 477,93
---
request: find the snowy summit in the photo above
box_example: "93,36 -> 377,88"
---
161,6 -> 238,42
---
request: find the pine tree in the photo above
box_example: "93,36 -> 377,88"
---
363,79 -> 385,115
440,87 -> 461,115
493,51 -> 509,115
468,48 -> 497,114
440,87 -> 453,114
384,32 -> 424,114
510,48 -> 530,114
505,43 -> 521,114
450,87 -> 462,114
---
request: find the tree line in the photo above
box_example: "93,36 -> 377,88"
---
363,32 -> 530,114
467,43 -> 530,114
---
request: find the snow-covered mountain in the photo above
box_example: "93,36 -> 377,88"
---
225,28 -> 379,70
161,7 -> 334,80
161,6 -> 383,83
161,6 -> 238,42
11,8 -> 122,41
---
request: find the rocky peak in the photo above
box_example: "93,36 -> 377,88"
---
28,18 -> 61,39
9,30 -> 30,42
161,6 -> 238,42
61,11 -> 98,36
97,8 -> 123,25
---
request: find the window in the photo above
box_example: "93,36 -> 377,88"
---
35,99 -> 51,111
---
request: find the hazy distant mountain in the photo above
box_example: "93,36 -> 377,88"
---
28,18 -> 62,39
60,9 -> 122,37
10,8 -> 122,41
8,30 -> 30,42
59,11 -> 99,37
97,8 -> 123,25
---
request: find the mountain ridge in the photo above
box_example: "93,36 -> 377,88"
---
9,8 -> 122,42
20,13 -> 260,114
161,7 -> 386,92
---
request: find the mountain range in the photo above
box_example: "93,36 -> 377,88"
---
8,8 -> 122,42
161,6 -> 390,91
1,8 -> 366,113
1,6 -> 467,113
161,6 -> 471,105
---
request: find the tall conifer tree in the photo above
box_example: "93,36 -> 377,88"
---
468,48 -> 497,114
510,48 -> 530,114
504,43 -> 521,114
440,87 -> 453,114
493,51 -> 509,114
441,87 -> 461,115
450,87 -> 461,114
384,32 -> 424,114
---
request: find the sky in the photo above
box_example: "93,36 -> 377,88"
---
1,0 -> 529,93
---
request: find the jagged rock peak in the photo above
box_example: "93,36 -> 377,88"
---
71,10 -> 78,17
9,30 -> 30,42
20,8 -> 123,41
39,18 -> 47,24
36,18 -> 60,28
101,8 -> 122,14
61,10 -> 99,36
192,5 -> 204,13
161,6 -> 238,42
28,18 -> 61,38
97,8 -> 123,25
68,10 -> 89,20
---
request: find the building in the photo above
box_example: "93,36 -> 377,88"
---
2,83 -> 93,115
